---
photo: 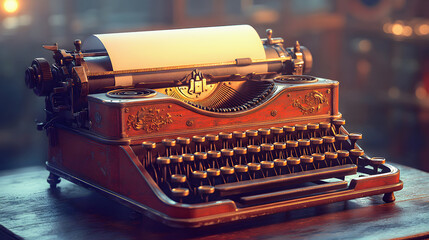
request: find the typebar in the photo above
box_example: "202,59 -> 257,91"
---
215,164 -> 357,197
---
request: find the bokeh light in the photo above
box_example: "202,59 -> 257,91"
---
3,0 -> 18,13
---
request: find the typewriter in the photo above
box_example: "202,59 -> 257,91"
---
25,25 -> 402,227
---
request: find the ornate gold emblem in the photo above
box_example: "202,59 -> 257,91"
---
127,107 -> 173,132
292,90 -> 328,114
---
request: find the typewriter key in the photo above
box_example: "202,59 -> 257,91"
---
298,139 -> 311,155
286,140 -> 299,157
198,185 -> 215,202
295,124 -> 307,139
312,153 -> 326,168
335,134 -> 349,150
219,132 -> 233,149
171,188 -> 189,203
258,128 -> 271,143
325,152 -> 338,167
142,141 -> 156,167
349,133 -> 363,149
319,122 -> 332,136
274,142 -> 286,159
369,157 -> 385,174
286,157 -> 301,173
162,139 -> 176,156
307,123 -> 320,138
310,137 -> 323,153
171,174 -> 187,188
233,147 -> 247,165
205,134 -> 219,150
261,161 -> 275,177
157,157 -> 171,183
207,150 -> 221,168
194,152 -> 208,171
183,154 -> 195,177
300,155 -> 314,170
270,127 -> 284,142
274,159 -> 287,174
245,130 -> 258,145
169,155 -> 183,174
234,164 -> 249,180
221,149 -> 234,166
350,149 -> 364,165
322,136 -> 336,152
283,126 -> 296,140
220,166 -> 235,183
332,119 -> 346,134
336,150 -> 349,165
206,168 -> 221,186
247,162 -> 261,179
192,136 -> 206,152
177,137 -> 191,154
233,131 -> 246,147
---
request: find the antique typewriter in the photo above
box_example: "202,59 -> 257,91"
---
25,25 -> 402,227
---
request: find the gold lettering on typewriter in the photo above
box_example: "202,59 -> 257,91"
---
292,90 -> 328,114
127,107 -> 173,133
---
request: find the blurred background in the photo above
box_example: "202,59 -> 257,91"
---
1,0 -> 429,172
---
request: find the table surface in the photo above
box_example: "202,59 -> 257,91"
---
0,164 -> 428,240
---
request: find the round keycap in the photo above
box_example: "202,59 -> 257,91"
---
286,140 -> 298,148
207,168 -> 221,177
233,147 -> 247,155
245,130 -> 258,137
171,174 -> 187,183
142,141 -> 156,149
247,145 -> 261,153
234,164 -> 249,173
207,150 -> 221,158
194,152 -> 208,160
198,185 -> 215,195
370,157 -> 385,165
192,170 -> 207,179
287,157 -> 300,165
182,154 -> 195,162
319,122 -> 331,129
300,155 -> 313,164
221,149 -> 234,157
247,162 -> 261,171
312,153 -> 325,161
335,134 -> 349,141
169,155 -> 183,163
270,127 -> 284,134
350,149 -> 364,157
176,137 -> 190,145
233,131 -> 246,139
157,157 -> 170,165
205,134 -> 219,142
325,152 -> 338,159
337,150 -> 349,158
274,159 -> 287,167
333,119 -> 346,126
307,123 -> 320,130
171,188 -> 189,198
298,139 -> 311,147
261,161 -> 274,169
258,128 -> 271,136
310,137 -> 323,145
295,124 -> 307,131
192,135 -> 205,143
261,143 -> 274,151
162,139 -> 176,147
322,136 -> 335,144
283,126 -> 295,132
349,133 -> 363,140
274,142 -> 286,150
220,166 -> 235,175
219,132 -> 233,140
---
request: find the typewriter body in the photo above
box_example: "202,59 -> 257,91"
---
25,25 -> 402,227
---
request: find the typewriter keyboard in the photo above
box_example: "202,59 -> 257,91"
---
139,119 -> 372,204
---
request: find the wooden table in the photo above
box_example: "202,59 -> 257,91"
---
0,164 -> 428,240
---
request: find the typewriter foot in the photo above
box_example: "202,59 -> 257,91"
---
47,172 -> 61,188
382,192 -> 395,203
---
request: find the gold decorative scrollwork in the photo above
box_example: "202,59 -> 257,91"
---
127,107 -> 173,133
292,90 -> 328,115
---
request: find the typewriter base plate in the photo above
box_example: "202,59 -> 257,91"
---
46,161 -> 403,228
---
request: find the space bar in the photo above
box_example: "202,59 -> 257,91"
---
215,164 -> 357,197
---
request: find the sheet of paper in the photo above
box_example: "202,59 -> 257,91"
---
84,25 -> 267,86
